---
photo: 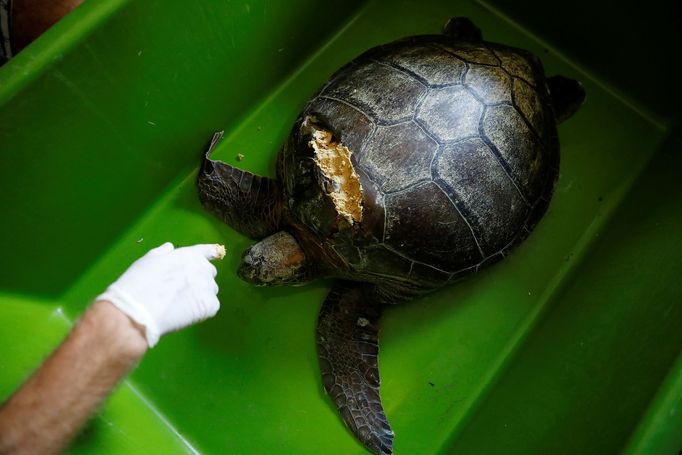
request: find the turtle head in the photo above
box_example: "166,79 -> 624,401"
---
237,231 -> 309,286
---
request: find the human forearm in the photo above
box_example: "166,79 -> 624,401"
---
0,300 -> 147,454
0,243 -> 222,454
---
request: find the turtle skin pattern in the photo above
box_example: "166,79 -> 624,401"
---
281,35 -> 559,298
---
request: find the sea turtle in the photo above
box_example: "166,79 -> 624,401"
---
197,17 -> 584,454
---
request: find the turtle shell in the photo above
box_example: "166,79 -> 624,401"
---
280,35 -> 559,294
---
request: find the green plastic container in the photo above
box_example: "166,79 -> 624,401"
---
1,0 -> 680,453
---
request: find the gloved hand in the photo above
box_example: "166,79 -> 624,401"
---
97,242 -> 225,347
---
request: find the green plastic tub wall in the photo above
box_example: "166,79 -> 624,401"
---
1,0 -> 680,453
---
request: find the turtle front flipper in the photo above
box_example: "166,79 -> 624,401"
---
198,132 -> 284,239
317,282 -> 394,455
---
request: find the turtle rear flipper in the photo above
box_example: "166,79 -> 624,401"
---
317,283 -> 394,455
443,17 -> 483,41
198,132 -> 284,239
547,75 -> 586,123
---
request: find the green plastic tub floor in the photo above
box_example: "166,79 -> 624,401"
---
1,0 -> 681,453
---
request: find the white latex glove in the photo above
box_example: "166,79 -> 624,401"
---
97,242 -> 225,347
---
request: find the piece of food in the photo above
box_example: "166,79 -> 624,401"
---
214,244 -> 226,260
